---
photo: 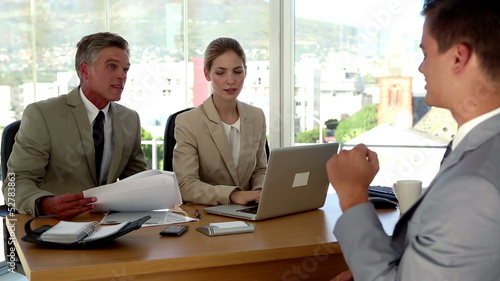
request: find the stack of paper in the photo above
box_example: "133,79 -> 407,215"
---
100,211 -> 197,226
83,170 -> 182,212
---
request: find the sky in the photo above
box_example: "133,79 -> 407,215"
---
295,0 -> 425,40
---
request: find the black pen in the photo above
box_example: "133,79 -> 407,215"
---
195,209 -> 202,220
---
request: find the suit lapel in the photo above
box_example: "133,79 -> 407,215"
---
236,102 -> 255,181
429,113 -> 500,186
203,97 -> 240,185
67,88 -> 98,184
393,113 -> 500,238
107,103 -> 123,183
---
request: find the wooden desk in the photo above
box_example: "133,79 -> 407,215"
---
8,194 -> 399,281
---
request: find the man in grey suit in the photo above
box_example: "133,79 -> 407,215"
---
2,32 -> 147,220
327,0 -> 500,280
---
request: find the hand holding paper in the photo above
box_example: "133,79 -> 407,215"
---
83,170 -> 182,212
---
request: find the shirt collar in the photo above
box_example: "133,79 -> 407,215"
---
231,118 -> 241,132
79,87 -> 110,124
221,118 -> 241,136
452,107 -> 500,150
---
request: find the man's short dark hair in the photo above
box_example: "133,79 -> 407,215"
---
422,0 -> 500,82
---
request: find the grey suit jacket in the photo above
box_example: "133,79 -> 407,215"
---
173,96 -> 267,205
2,88 -> 147,215
334,114 -> 500,280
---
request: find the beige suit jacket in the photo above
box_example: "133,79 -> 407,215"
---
173,96 -> 267,205
3,88 -> 147,215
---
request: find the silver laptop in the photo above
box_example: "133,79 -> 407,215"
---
204,143 -> 342,221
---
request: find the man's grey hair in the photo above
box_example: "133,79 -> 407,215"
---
75,32 -> 130,81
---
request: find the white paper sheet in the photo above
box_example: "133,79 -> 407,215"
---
83,170 -> 182,212
100,211 -> 197,227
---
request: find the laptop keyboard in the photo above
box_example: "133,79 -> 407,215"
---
236,206 -> 258,214
368,185 -> 397,201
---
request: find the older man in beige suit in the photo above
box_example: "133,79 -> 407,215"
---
2,32 -> 147,220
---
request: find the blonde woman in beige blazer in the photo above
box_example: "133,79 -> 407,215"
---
173,38 -> 267,205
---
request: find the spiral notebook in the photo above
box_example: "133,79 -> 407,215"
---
22,215 -> 151,249
40,220 -> 129,244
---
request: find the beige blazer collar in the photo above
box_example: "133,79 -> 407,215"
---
202,96 -> 256,186
236,102 -> 256,181
66,88 -> 123,185
67,88 -> 98,183
202,96 -> 238,184
107,103 -> 124,184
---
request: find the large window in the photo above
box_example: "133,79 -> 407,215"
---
0,0 -> 271,170
292,0 -> 454,186
0,0 -> 270,136
0,0 -> 453,185
294,0 -> 427,143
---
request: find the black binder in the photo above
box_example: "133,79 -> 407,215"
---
21,215 -> 151,249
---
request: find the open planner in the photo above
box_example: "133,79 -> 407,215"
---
22,215 -> 151,249
40,220 -> 129,244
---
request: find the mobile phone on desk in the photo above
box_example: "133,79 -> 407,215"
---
159,225 -> 189,237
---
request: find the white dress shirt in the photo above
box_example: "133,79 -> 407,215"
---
79,88 -> 113,185
222,118 -> 241,167
452,107 -> 500,150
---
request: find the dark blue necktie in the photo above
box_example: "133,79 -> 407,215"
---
93,111 -> 105,183
440,141 -> 452,166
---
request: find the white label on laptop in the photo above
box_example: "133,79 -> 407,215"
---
210,221 -> 248,229
292,172 -> 310,188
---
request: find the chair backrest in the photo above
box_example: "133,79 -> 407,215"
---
1,120 -> 21,181
0,120 -> 22,270
163,108 -> 193,171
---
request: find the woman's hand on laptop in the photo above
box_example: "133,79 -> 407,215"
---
230,190 -> 261,205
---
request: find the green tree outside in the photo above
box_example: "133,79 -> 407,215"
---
363,73 -> 379,85
335,104 -> 377,143
324,119 -> 339,130
296,127 -> 321,143
141,128 -> 164,169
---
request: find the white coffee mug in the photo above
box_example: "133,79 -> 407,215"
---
393,180 -> 422,214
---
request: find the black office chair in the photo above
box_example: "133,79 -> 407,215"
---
163,108 -> 270,171
163,107 -> 194,171
1,120 -> 21,219
1,120 -> 23,273
1,120 -> 21,184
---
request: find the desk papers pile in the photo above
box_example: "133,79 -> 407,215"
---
83,170 -> 182,212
